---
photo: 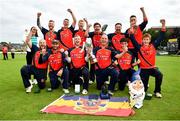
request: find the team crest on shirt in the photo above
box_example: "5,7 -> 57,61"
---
74,98 -> 108,114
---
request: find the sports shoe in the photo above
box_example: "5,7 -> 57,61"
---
145,93 -> 153,100
26,85 -> 33,93
47,87 -> 52,92
89,80 -> 94,84
29,79 -> 33,85
82,89 -> 88,95
108,90 -> 114,96
105,81 -> 110,85
154,92 -> 162,98
33,79 -> 38,85
63,88 -> 70,94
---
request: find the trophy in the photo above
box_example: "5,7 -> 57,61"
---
85,38 -> 97,63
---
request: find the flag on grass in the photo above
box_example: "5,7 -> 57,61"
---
41,95 -> 135,117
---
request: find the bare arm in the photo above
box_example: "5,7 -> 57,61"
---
25,31 -> 32,48
115,47 -> 128,59
153,19 -> 166,48
132,59 -> 141,67
140,7 -> 147,20
84,18 -> 89,38
67,9 -> 77,28
37,12 -> 42,30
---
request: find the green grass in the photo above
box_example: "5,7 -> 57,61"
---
0,54 -> 180,120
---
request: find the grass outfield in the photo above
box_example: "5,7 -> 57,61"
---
0,54 -> 180,120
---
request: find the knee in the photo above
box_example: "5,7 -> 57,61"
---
112,70 -> 119,78
20,65 -> 28,74
82,67 -> 89,75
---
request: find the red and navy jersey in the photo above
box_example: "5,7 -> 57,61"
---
31,44 -> 48,69
129,30 -> 166,69
88,32 -> 102,47
48,49 -> 64,71
57,25 -> 75,51
73,29 -> 86,46
138,45 -> 156,69
116,51 -> 133,70
93,46 -> 117,69
125,19 -> 148,49
33,51 -> 48,69
108,33 -> 125,51
68,47 -> 86,69
41,27 -> 57,49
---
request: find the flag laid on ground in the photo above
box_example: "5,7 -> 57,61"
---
41,95 -> 135,117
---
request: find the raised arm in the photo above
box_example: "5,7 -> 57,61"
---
67,9 -> 77,28
115,47 -> 128,59
84,18 -> 90,38
139,7 -> 148,31
153,19 -> 166,48
140,7 -> 147,21
37,12 -> 42,30
129,27 -> 141,50
25,31 -> 33,48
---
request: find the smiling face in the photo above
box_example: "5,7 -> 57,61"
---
142,33 -> 151,46
121,41 -> 128,49
94,23 -> 101,33
78,20 -> 84,30
31,27 -> 37,36
132,80 -> 144,91
48,20 -> 55,30
130,16 -> 137,27
142,37 -> 151,46
63,19 -> 69,28
115,23 -> 122,33
39,39 -> 46,49
74,35 -> 81,47
52,40 -> 59,50
100,34 -> 108,47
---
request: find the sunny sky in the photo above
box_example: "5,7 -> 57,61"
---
0,0 -> 179,43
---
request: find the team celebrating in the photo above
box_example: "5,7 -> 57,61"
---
20,7 -> 166,98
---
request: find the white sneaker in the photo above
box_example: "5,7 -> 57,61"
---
82,89 -> 88,95
155,92 -> 162,98
26,85 -> 33,93
63,88 -> 70,94
29,79 -> 33,85
105,81 -> 110,85
108,90 -> 114,96
33,79 -> 38,84
89,80 -> 94,84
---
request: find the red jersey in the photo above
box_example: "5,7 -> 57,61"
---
74,30 -> 86,46
41,27 -> 57,49
94,47 -> 116,69
108,33 -> 125,51
45,31 -> 57,48
69,47 -> 86,69
138,44 -> 156,69
33,51 -> 48,69
89,32 -> 102,47
117,51 -> 132,70
128,26 -> 143,49
48,50 -> 63,71
126,19 -> 148,49
57,26 -> 75,51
